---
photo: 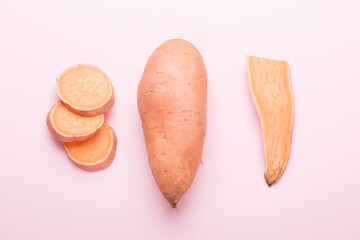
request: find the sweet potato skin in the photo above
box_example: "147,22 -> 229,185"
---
137,39 -> 207,208
46,102 -> 104,142
63,124 -> 117,172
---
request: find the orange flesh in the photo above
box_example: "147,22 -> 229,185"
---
247,56 -> 294,186
57,64 -> 112,110
50,102 -> 104,137
63,123 -> 113,165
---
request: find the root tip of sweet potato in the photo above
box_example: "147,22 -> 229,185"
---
265,175 -> 277,187
266,180 -> 273,187
168,200 -> 178,210
265,168 -> 284,187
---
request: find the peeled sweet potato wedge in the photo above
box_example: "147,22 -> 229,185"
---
63,123 -> 117,172
247,56 -> 294,186
46,101 -> 104,142
56,64 -> 115,117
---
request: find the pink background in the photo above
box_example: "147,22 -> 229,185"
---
1,0 -> 359,239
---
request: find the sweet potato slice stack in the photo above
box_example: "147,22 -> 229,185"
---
47,64 -> 117,172
247,56 -> 294,186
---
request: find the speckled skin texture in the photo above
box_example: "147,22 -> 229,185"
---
137,39 -> 207,208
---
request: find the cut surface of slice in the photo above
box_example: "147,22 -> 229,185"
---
46,101 -> 104,142
56,64 -> 115,116
63,123 -> 117,172
247,55 -> 294,186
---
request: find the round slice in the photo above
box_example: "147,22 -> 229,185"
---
56,64 -> 115,117
46,101 -> 104,142
63,123 -> 117,172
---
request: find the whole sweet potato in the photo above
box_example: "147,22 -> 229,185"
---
137,39 -> 207,209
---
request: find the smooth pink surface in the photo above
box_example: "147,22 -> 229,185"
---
0,0 -> 359,239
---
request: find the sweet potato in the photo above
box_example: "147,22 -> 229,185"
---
63,123 -> 117,172
137,39 -> 207,209
56,64 -> 115,117
47,101 -> 104,142
247,56 -> 294,186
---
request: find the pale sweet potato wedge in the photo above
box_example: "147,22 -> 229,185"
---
247,56 -> 294,186
56,64 -> 115,117
47,101 -> 104,142
63,123 -> 117,172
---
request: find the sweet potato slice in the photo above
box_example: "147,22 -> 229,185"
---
63,123 -> 117,172
247,56 -> 294,186
56,64 -> 115,117
46,101 -> 104,142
